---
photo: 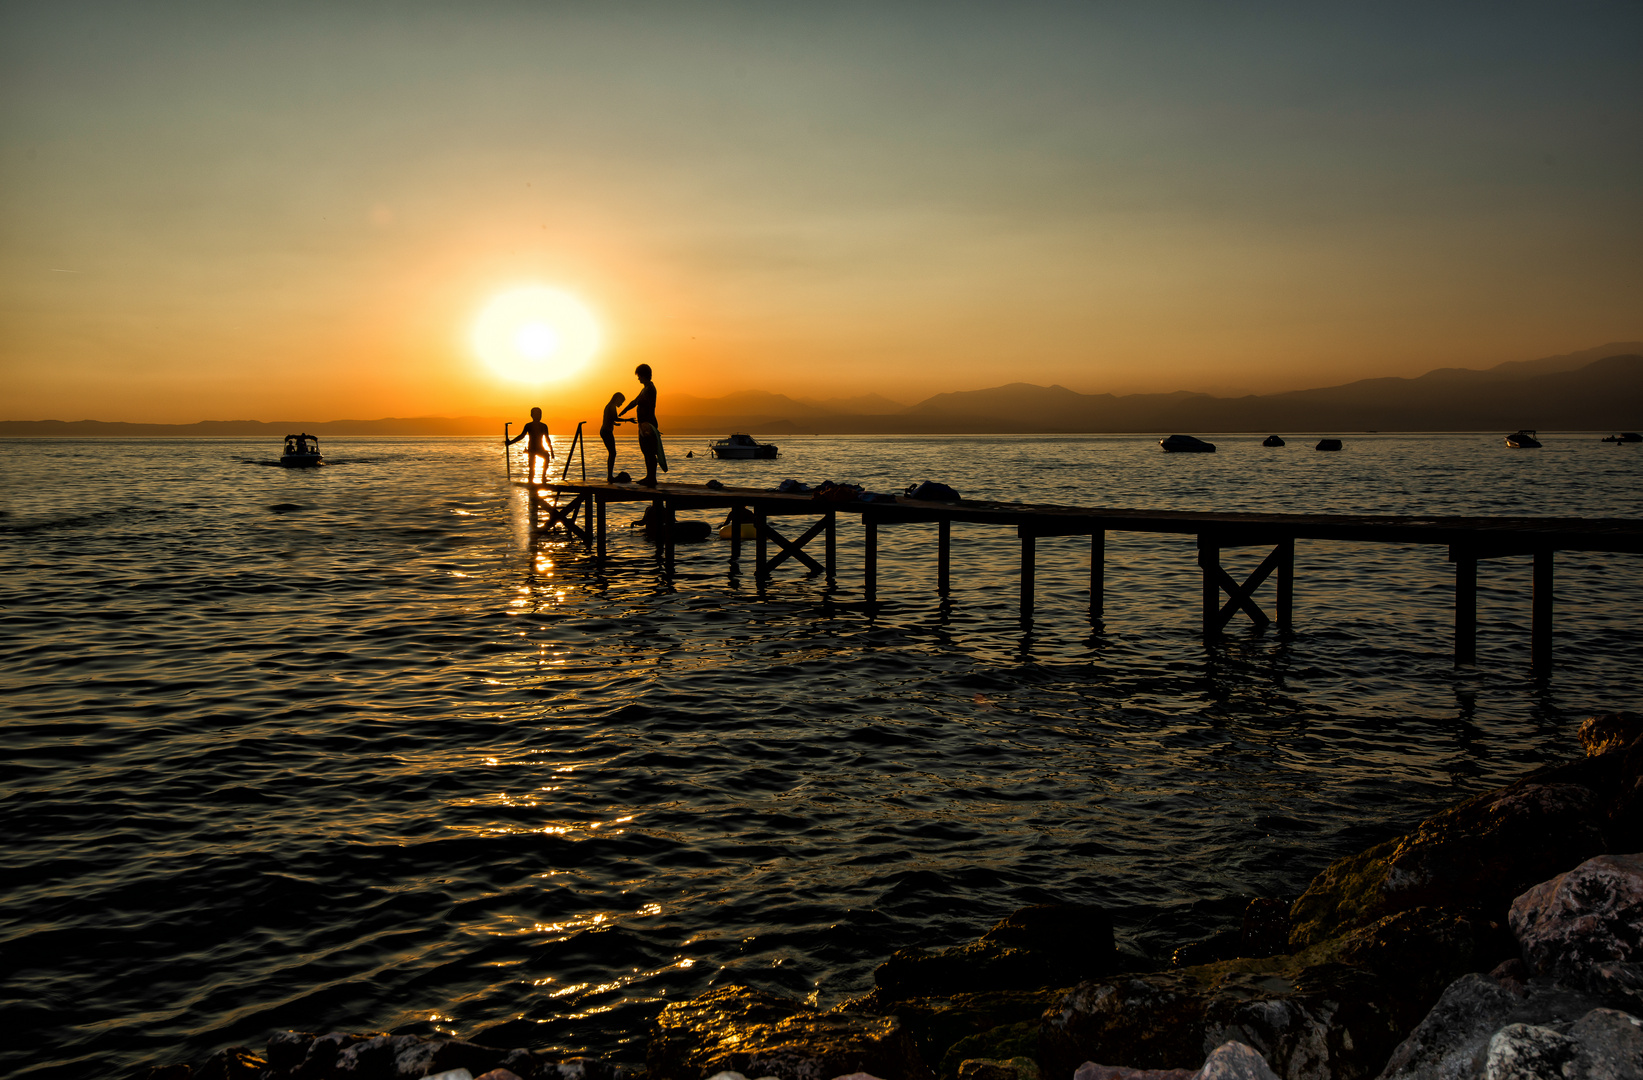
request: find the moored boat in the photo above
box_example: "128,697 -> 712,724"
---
1505,429 -> 1542,448
1602,432 -> 1641,444
710,433 -> 779,460
1315,438 -> 1343,451
1262,435 -> 1286,447
279,434 -> 324,467
1159,434 -> 1215,453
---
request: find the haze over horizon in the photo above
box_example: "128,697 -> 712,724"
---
3,3 -> 1640,424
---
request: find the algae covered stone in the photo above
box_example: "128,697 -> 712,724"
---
647,985 -> 931,1080
1041,909 -> 1501,1080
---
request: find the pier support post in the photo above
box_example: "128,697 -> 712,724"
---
1276,537 -> 1294,629
1199,535 -> 1285,635
661,499 -> 675,574
729,505 -> 743,569
825,510 -> 836,579
596,495 -> 606,560
1090,530 -> 1104,625
1200,539 -> 1220,635
755,509 -> 768,579
1533,550 -> 1553,675
938,519 -> 951,594
1020,532 -> 1036,622
1453,549 -> 1477,665
865,518 -> 878,603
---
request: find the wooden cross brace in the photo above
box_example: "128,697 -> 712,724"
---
1198,536 -> 1294,634
759,514 -> 827,576
536,491 -> 590,542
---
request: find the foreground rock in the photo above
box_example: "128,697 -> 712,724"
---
1480,1012 -> 1643,1079
1073,1040 -> 1280,1079
646,985 -> 933,1080
1038,908 -> 1506,1080
1378,850 -> 1643,1078
843,904 -> 1121,1080
140,1032 -> 632,1080
868,905 -> 1118,1000
1509,852 -> 1643,998
1288,728 -> 1643,950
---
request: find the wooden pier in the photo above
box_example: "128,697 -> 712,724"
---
519,479 -> 1643,674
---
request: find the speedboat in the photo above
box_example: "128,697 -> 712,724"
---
1262,435 -> 1286,447
1159,434 -> 1215,453
1602,432 -> 1641,444
1505,429 -> 1542,449
709,433 -> 779,460
280,433 -> 324,467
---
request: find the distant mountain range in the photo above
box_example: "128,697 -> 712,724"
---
4,342 -> 1638,437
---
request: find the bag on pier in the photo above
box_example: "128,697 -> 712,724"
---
904,480 -> 961,502
813,481 -> 864,502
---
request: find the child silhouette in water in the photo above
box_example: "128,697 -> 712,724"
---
506,407 -> 553,483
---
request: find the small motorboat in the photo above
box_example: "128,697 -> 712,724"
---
1159,434 -> 1215,453
1315,438 -> 1343,451
1262,435 -> 1286,447
709,433 -> 779,460
1601,432 -> 1642,444
279,433 -> 324,467
1505,429 -> 1542,449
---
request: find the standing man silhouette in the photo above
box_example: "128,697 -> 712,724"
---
618,364 -> 663,487
506,407 -> 553,483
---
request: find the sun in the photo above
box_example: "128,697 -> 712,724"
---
473,286 -> 601,383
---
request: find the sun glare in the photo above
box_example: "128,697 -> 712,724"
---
473,287 -> 601,383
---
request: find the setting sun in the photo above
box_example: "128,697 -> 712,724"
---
473,287 -> 602,384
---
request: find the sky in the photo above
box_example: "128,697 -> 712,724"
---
2,1 -> 1639,423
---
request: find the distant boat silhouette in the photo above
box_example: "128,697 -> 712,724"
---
1159,434 -> 1215,453
1602,432 -> 1641,443
1262,435 -> 1286,447
1315,438 -> 1343,451
280,433 -> 324,467
1505,429 -> 1542,448
710,433 -> 779,459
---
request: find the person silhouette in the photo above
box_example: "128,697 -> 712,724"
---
506,407 -> 554,483
600,392 -> 631,482
618,364 -> 663,486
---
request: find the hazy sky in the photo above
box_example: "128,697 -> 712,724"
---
2,1 -> 1639,422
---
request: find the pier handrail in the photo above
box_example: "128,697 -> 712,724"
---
558,422 -> 588,483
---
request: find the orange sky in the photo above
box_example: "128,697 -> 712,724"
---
2,3 -> 1640,423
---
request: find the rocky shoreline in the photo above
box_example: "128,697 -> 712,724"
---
144,713 -> 1643,1080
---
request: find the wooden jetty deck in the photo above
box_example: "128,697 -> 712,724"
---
519,478 -> 1643,674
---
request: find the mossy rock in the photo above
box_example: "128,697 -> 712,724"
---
1288,779 -> 1606,949
939,1021 -> 1039,1080
1039,907 -> 1509,1080
849,988 -> 1061,1076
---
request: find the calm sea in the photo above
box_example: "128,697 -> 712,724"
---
3,433 -> 1640,1079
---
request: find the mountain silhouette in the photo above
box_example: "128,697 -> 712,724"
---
4,343 -> 1637,436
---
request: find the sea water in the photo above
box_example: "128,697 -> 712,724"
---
2,433 -> 1640,1078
